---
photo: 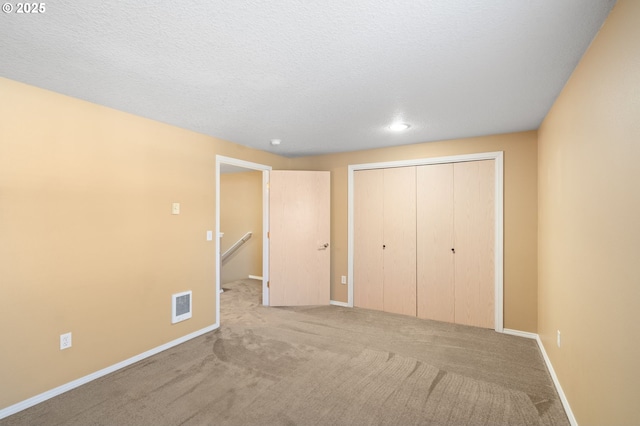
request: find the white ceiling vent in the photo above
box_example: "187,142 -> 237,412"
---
172,291 -> 192,324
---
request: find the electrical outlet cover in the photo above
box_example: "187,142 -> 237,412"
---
60,332 -> 72,350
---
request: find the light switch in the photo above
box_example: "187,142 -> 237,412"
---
172,202 -> 180,215
206,230 -> 213,241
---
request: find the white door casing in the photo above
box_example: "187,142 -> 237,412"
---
216,156 -> 271,327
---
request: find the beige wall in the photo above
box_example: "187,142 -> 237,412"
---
220,171 -> 263,283
294,131 -> 538,332
538,0 -> 639,424
0,77 -> 291,409
0,77 -> 539,413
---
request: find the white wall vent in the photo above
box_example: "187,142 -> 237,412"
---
172,290 -> 192,324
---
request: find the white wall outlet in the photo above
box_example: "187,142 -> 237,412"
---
206,230 -> 213,241
60,332 -> 72,350
341,275 -> 347,285
557,330 -> 561,348
171,202 -> 180,215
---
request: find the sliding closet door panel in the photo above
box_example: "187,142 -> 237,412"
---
354,170 -> 384,310
454,160 -> 495,328
383,167 -> 417,316
416,164 -> 455,322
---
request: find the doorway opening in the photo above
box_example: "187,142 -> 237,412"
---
216,156 -> 271,326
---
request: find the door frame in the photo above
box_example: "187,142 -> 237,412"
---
347,151 -> 504,332
216,156 -> 272,324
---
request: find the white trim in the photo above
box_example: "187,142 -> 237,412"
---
248,275 -> 263,280
348,152 -> 504,171
535,335 -> 578,426
216,155 -> 272,312
347,151 -> 504,331
502,328 -> 538,340
0,324 -> 218,420
262,168 -> 270,306
329,300 -> 350,308
501,329 -> 578,426
345,166 -> 358,308
493,153 -> 504,332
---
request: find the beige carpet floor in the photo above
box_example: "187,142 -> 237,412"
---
2,279 -> 569,425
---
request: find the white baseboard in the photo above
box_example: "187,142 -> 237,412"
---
248,275 -> 263,280
0,323 -> 219,420
503,328 -> 538,339
535,335 -> 578,426
329,300 -> 350,308
502,328 -> 577,426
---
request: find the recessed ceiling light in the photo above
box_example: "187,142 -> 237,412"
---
270,139 -> 281,146
388,122 -> 411,132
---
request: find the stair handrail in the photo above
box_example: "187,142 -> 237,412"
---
221,231 -> 252,264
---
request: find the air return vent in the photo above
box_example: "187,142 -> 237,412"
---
172,290 -> 192,324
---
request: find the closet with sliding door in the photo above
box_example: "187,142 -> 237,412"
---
353,159 -> 495,329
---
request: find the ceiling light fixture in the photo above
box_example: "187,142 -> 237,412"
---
388,122 -> 411,132
270,139 -> 281,146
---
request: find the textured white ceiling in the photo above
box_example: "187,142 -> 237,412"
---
0,0 -> 616,157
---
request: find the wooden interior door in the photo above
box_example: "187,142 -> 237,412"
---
382,167 -> 417,316
416,163 -> 455,322
269,170 -> 330,306
453,160 -> 495,328
354,169 -> 384,310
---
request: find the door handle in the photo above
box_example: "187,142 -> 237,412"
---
318,243 -> 329,250
451,248 -> 455,253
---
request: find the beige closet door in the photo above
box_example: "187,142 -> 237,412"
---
453,160 -> 495,328
416,164 -> 455,322
382,167 -> 417,316
354,170 -> 384,310
269,171 -> 330,306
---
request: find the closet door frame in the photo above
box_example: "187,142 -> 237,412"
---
347,151 -> 504,332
